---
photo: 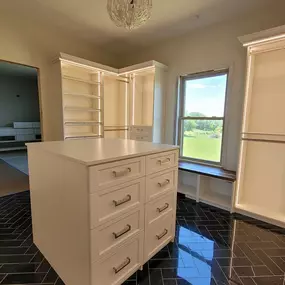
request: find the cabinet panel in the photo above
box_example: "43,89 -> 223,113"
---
90,178 -> 145,228
144,211 -> 174,261
247,48 -> 285,134
91,210 -> 142,261
92,237 -> 142,285
237,140 -> 285,221
89,157 -> 145,191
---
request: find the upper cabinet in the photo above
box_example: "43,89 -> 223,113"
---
239,26 -> 285,137
53,54 -> 168,143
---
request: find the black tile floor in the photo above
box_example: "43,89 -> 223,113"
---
0,191 -> 284,285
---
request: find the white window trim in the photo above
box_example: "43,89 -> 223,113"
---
176,69 -> 230,166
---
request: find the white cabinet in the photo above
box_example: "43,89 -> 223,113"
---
53,54 -> 167,143
235,26 -> 285,228
27,139 -> 178,285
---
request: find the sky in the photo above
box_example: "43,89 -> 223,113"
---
184,74 -> 227,117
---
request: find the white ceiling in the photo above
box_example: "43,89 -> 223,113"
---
4,0 -> 276,53
0,62 -> 38,78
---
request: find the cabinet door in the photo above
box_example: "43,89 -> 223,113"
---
246,48 -> 285,135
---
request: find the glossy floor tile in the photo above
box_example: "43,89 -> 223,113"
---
0,191 -> 284,285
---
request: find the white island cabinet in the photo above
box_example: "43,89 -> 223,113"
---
26,139 -> 179,285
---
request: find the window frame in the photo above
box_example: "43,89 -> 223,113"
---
177,69 -> 229,166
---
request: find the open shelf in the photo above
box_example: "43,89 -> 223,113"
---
235,203 -> 285,227
64,93 -> 101,99
62,75 -> 101,85
200,191 -> 232,211
64,107 -> 101,112
199,175 -> 233,211
64,121 -> 102,126
178,183 -> 196,200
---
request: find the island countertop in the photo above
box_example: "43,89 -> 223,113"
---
26,138 -> 179,166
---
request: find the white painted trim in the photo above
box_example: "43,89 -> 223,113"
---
238,25 -> 285,46
119,61 -> 168,75
59,53 -> 118,75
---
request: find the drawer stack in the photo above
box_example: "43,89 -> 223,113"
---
89,150 -> 178,285
27,140 -> 179,285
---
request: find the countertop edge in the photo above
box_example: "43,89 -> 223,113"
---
26,143 -> 179,167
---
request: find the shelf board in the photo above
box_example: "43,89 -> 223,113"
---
65,133 -> 103,139
64,121 -> 103,126
199,191 -> 232,211
64,93 -> 102,99
178,183 -> 197,200
235,203 -> 284,226
62,75 -> 101,85
64,107 -> 101,112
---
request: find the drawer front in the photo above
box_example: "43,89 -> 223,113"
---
146,192 -> 174,225
146,168 -> 178,201
91,210 -> 142,260
146,150 -> 178,175
92,237 -> 142,285
90,178 -> 145,228
89,157 -> 145,191
130,133 -> 151,142
145,212 -> 174,261
130,126 -> 152,135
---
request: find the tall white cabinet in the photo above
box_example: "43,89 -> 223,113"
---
235,26 -> 285,228
53,54 -> 167,143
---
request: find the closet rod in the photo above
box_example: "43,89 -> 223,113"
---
104,128 -> 129,131
116,79 -> 130,83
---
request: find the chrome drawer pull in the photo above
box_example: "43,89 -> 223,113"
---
158,179 -> 170,187
113,257 -> 131,274
113,224 -> 132,239
157,203 -> 169,213
156,229 -> 168,240
157,158 -> 170,165
113,195 -> 131,207
112,167 -> 131,177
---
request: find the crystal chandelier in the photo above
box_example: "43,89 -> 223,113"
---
107,0 -> 152,30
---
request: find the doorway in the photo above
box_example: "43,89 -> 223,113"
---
0,60 -> 41,197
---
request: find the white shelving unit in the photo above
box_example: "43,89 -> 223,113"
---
178,170 -> 235,212
122,63 -> 168,143
235,26 -> 285,228
52,54 -> 168,143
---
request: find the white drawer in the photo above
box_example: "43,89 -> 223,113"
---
146,150 -> 178,175
90,178 -> 145,228
145,211 -> 174,261
146,167 -> 178,201
146,192 -> 174,225
130,126 -> 152,135
130,134 -> 151,142
92,237 -> 142,285
89,157 -> 145,191
91,210 -> 142,261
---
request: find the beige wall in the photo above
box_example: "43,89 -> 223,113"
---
118,3 -> 285,171
0,9 -> 116,141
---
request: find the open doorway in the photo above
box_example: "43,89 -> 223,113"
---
0,60 -> 41,197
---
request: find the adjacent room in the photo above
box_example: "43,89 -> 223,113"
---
0,1 -> 285,285
0,61 -> 41,197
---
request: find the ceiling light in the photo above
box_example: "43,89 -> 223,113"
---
107,0 -> 152,30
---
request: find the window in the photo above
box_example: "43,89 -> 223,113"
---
178,70 -> 228,164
